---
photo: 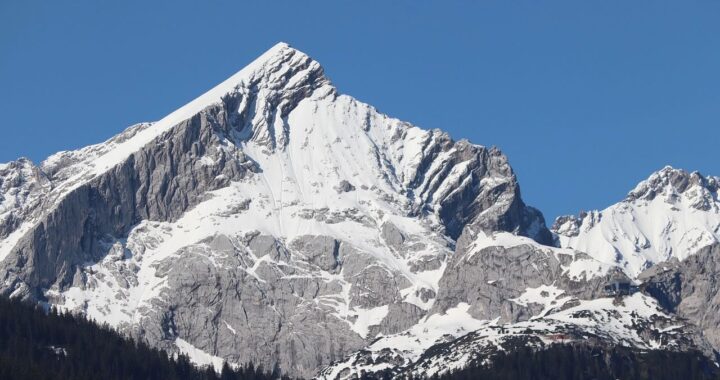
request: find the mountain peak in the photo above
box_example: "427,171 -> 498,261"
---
239,42 -> 321,82
554,166 -> 720,278
264,42 -> 319,63
154,43 -> 328,137
36,43 -> 332,179
627,166 -> 719,204
7,41 -> 719,379
266,41 -> 292,53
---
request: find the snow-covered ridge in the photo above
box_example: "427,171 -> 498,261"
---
43,42 -> 327,189
3,42 -> 716,378
554,166 -> 720,278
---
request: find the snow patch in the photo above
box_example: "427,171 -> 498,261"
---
175,338 -> 227,372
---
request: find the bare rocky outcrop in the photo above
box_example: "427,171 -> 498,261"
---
431,227 -> 628,322
641,243 -> 720,350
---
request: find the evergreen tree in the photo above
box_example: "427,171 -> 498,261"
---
0,296 -> 289,380
434,343 -> 720,380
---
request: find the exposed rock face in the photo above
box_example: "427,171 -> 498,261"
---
640,243 -> 720,350
381,221 -> 406,248
431,236 -> 626,323
290,235 -> 341,272
1,104 -> 255,300
333,180 -> 355,194
134,234 -> 368,376
0,43 -> 553,378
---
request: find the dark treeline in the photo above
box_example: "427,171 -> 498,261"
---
430,344 -> 720,380
0,296 -> 290,380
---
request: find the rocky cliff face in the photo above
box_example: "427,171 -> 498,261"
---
1,43 -> 717,379
640,242 -> 720,350
430,230 -> 625,322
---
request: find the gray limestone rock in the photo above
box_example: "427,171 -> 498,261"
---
290,235 -> 341,272
641,242 -> 720,350
432,227 -> 628,323
369,302 -> 425,337
247,234 -> 289,261
334,180 -> 356,193
380,221 -> 406,249
133,239 -> 368,378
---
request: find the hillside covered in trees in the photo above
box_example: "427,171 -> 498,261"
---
0,296 -> 288,380
433,344 -> 720,380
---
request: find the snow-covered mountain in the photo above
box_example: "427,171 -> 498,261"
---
0,43 -> 718,379
0,43 -> 556,377
554,166 -> 720,278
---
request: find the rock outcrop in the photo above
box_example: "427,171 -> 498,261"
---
640,242 -> 720,350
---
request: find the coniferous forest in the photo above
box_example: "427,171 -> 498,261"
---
432,344 -> 720,380
0,296 -> 289,380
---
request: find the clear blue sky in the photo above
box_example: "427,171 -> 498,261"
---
1,1 -> 718,223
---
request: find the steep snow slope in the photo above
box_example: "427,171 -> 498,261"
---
554,166 -> 720,278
